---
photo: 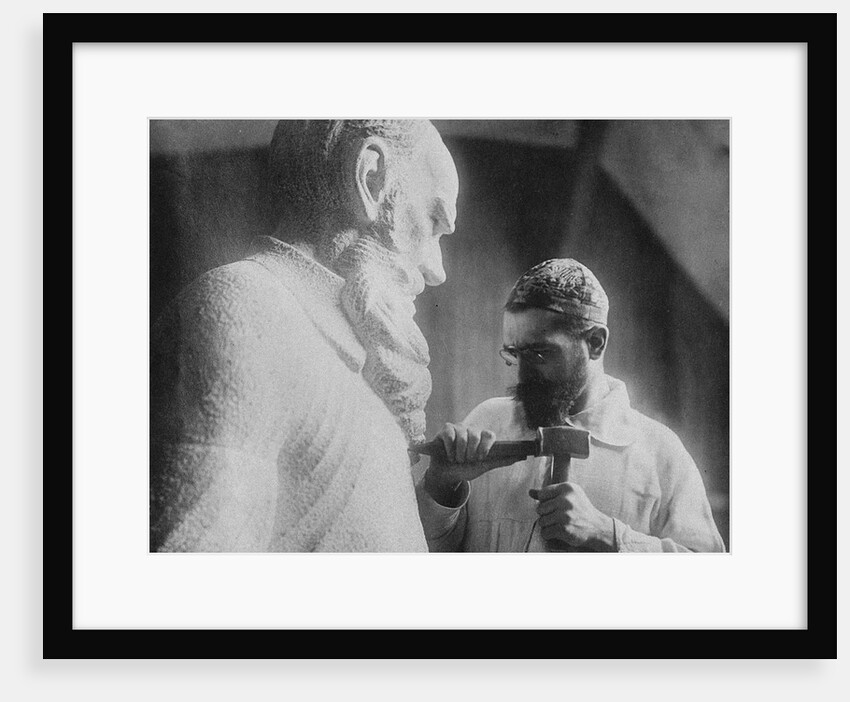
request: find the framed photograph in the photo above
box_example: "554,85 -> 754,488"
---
50,14 -> 836,657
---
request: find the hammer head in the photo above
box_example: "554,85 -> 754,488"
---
536,426 -> 590,459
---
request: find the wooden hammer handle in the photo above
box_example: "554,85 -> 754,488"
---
548,454 -> 571,485
409,439 -> 537,460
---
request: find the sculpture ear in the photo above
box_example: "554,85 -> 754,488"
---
586,325 -> 609,360
354,136 -> 388,223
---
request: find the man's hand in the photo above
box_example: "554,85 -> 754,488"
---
423,423 -> 520,506
529,482 -> 616,552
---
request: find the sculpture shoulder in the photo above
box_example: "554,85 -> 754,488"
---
153,260 -> 321,356
161,259 -> 309,328
150,259 -> 330,414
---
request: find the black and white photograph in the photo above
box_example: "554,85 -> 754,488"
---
149,118 -> 730,554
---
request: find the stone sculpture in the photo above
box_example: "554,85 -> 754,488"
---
150,120 -> 458,552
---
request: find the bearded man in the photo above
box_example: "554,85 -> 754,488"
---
150,120 -> 458,552
416,258 -> 725,553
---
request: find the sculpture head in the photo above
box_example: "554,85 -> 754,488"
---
268,120 -> 459,445
268,119 -> 458,297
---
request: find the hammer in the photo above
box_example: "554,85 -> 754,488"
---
410,425 -> 590,485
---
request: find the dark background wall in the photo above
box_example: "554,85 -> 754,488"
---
150,120 -> 730,547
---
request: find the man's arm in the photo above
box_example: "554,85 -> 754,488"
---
415,423 -> 517,552
611,431 -> 725,553
635,440 -> 726,553
415,472 -> 470,552
531,430 -> 725,553
531,470 -> 724,553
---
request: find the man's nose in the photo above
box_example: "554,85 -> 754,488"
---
517,360 -> 534,382
518,360 -> 543,383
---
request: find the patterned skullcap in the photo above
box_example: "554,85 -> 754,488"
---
506,258 -> 609,325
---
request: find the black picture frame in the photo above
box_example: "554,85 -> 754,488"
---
47,13 -> 836,658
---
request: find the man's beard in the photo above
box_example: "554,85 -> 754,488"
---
333,196 -> 431,445
511,367 -> 587,430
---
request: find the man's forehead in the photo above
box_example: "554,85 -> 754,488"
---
503,308 -> 566,341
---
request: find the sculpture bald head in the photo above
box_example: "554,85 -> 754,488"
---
268,120 -> 458,445
268,119 -> 458,291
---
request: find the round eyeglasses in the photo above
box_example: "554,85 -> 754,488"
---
499,346 -> 549,367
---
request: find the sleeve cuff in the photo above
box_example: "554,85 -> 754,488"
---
612,518 -> 665,553
415,479 -> 470,542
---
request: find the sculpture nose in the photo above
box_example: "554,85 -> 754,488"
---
421,242 -> 446,287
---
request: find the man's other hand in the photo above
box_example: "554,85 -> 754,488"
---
529,482 -> 616,552
423,423 -> 519,506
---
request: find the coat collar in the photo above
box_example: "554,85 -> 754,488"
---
246,236 -> 367,374
568,375 -> 639,447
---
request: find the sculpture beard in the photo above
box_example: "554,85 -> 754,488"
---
334,195 -> 431,446
511,365 -> 587,430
